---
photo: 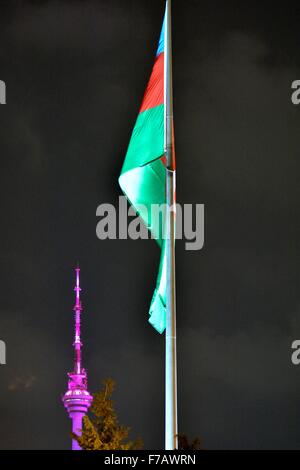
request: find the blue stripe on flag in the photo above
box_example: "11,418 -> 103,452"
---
156,11 -> 166,56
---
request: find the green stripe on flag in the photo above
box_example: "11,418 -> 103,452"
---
119,104 -> 166,333
121,105 -> 164,174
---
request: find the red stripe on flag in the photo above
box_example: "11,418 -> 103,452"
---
140,52 -> 164,113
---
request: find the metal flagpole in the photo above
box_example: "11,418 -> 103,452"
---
164,0 -> 178,451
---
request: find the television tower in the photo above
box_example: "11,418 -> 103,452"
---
62,266 -> 93,450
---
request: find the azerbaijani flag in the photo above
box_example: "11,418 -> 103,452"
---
119,11 -> 168,334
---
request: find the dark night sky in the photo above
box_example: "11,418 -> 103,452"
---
0,0 -> 299,449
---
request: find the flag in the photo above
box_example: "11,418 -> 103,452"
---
119,12 -> 168,333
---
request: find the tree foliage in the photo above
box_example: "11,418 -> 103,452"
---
73,378 -> 143,450
178,434 -> 202,450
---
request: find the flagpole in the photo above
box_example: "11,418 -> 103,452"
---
164,0 -> 178,451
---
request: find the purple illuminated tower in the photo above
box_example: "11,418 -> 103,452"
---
62,266 -> 93,450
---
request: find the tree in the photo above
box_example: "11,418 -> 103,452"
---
178,434 -> 202,450
73,378 -> 143,450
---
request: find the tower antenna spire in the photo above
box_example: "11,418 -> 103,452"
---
74,265 -> 82,375
62,265 -> 93,451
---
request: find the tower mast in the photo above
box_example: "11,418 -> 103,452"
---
74,266 -> 82,375
62,266 -> 93,450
